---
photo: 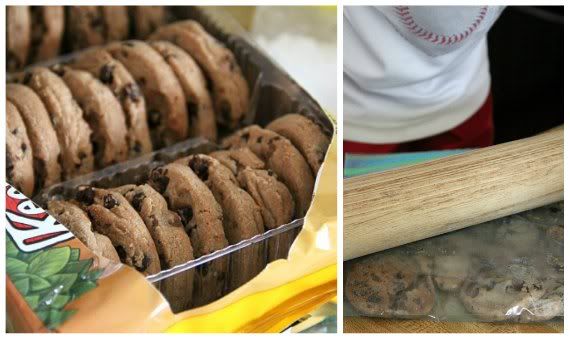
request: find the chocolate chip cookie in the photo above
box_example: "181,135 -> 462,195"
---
346,254 -> 436,318
459,263 -> 548,321
28,6 -> 64,63
70,48 -> 152,157
237,167 -> 296,262
6,84 -> 62,190
175,154 -> 264,289
131,6 -> 169,39
149,40 -> 217,141
75,186 -> 161,275
66,6 -> 129,51
114,184 -> 194,312
222,125 -> 314,218
149,20 -> 250,129
266,113 -> 330,175
148,163 -> 228,307
61,67 -> 129,168
47,199 -> 120,262
16,67 -> 94,179
6,101 -> 34,197
7,6 -> 31,71
210,148 -> 296,261
107,40 -> 188,148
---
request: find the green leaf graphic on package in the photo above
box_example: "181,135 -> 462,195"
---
6,236 -> 103,329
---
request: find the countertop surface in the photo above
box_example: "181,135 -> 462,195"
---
344,317 -> 563,333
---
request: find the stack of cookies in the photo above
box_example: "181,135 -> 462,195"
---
6,6 -> 333,313
345,202 -> 564,322
47,116 -> 330,312
6,19 -> 250,197
7,6 -> 171,71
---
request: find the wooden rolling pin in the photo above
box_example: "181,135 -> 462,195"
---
344,126 -> 564,260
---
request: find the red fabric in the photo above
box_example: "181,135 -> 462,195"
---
344,92 -> 494,154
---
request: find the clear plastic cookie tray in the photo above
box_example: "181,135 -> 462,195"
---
31,6 -> 334,312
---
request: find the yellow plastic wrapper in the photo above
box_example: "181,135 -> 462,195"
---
5,132 -> 337,333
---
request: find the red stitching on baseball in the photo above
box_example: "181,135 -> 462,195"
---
394,6 -> 489,46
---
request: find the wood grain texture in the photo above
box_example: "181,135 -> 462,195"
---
344,127 -> 563,260
343,317 -> 563,333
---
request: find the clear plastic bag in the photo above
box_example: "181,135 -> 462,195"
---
344,202 -> 563,323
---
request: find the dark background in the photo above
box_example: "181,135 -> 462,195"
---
488,6 -> 563,143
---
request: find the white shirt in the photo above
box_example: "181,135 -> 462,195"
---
344,6 -> 505,143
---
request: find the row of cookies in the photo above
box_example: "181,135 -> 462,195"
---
7,20 -> 250,197
47,118 -> 329,312
7,6 -> 170,71
346,203 -> 563,322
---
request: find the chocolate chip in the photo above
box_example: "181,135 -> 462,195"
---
11,128 -> 18,135
76,187 -> 95,205
177,207 -> 194,226
78,151 -> 87,160
131,192 -> 145,211
99,64 -> 115,84
103,194 -> 119,209
189,158 -> 209,181
20,143 -> 27,153
138,77 -> 146,86
123,83 -> 141,102
148,110 -> 161,127
256,136 -> 262,143
135,255 -> 151,272
150,168 -> 169,193
150,215 -> 158,228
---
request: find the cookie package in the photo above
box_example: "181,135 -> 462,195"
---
5,7 -> 337,333
344,202 -> 563,323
